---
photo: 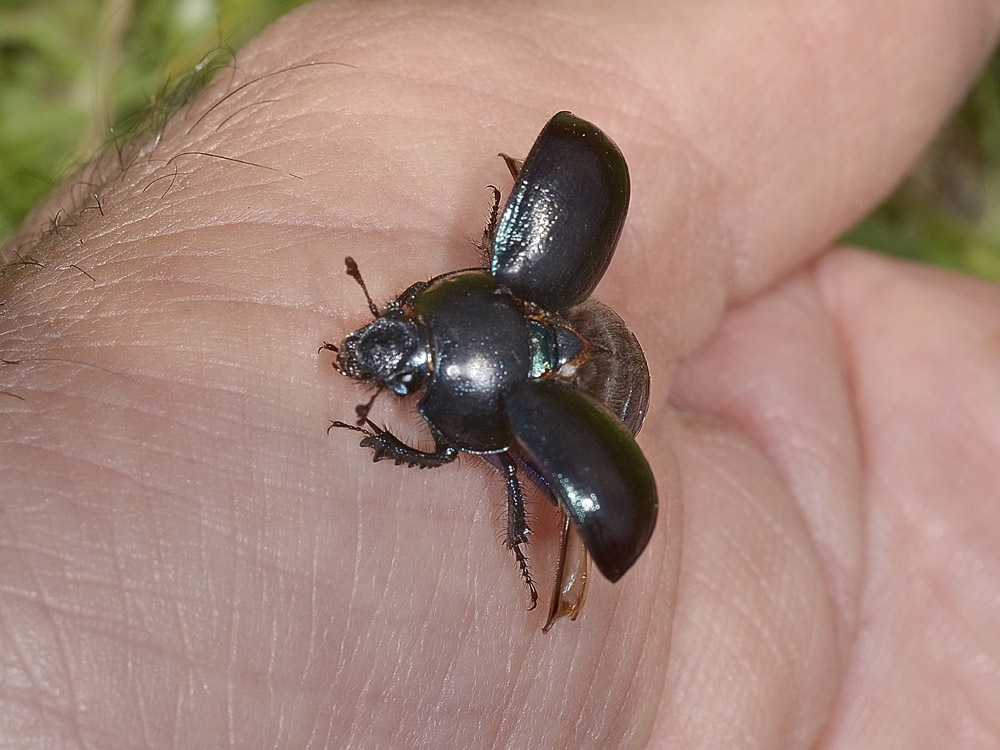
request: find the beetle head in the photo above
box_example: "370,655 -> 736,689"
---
336,310 -> 430,396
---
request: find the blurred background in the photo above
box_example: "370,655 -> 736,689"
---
2,0 -> 998,279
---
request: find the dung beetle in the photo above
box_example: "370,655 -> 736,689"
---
322,111 -> 657,630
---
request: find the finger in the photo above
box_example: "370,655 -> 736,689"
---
659,265 -> 856,747
814,249 -> 1000,748
655,248 -> 1000,746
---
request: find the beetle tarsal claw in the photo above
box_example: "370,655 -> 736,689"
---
510,543 -> 539,610
327,420 -> 375,437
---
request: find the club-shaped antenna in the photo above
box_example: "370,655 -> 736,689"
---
344,256 -> 379,319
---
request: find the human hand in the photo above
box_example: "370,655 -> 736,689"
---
1,1 -> 998,747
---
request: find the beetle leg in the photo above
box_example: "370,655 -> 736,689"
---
485,185 -> 502,243
475,186 -> 503,262
329,420 -> 459,469
496,452 -> 539,610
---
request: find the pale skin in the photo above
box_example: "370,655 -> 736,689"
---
1,1 -> 999,747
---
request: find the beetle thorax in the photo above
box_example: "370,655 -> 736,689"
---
412,271 -> 532,452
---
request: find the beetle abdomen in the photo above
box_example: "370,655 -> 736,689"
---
563,300 -> 650,437
414,271 -> 531,452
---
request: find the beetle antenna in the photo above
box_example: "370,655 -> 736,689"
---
354,388 -> 381,426
344,256 -> 379,318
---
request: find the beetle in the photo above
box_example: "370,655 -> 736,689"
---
322,111 -> 657,630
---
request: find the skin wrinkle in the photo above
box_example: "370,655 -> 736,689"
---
657,417 -> 837,747
0,553 -> 51,714
104,506 -> 142,746
31,566 -> 85,747
676,269 -> 865,643
686,457 -> 794,671
304,511 -> 324,745
608,613 -> 657,743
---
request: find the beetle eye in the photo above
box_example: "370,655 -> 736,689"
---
387,359 -> 427,395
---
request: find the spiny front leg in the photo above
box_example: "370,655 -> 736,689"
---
475,185 -> 503,261
329,420 -> 459,469
496,452 -> 539,610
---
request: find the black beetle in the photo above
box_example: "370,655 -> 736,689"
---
322,111 -> 657,630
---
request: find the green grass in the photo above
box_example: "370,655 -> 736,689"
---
0,0 -> 308,239
844,53 -> 1000,280
2,1 -> 999,279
